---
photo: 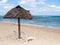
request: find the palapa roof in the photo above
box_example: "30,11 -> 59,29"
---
4,5 -> 32,20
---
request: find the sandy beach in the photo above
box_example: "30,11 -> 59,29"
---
0,22 -> 60,45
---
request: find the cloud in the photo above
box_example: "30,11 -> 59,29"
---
19,0 -> 36,7
3,4 -> 15,9
0,0 -> 16,9
0,4 -> 15,15
0,10 -> 3,12
19,0 -> 25,4
49,5 -> 56,8
47,4 -> 60,11
38,0 -> 45,4
0,0 -> 17,15
0,0 -> 8,5
0,1 -> 16,15
0,0 -> 60,15
19,0 -> 45,7
27,4 -> 60,15
18,0 -> 60,15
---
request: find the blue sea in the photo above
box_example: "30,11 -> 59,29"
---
0,16 -> 60,29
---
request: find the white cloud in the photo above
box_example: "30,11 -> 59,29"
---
47,4 -> 60,11
2,0 -> 7,3
0,10 -> 3,12
19,0 -> 60,15
19,0 -> 46,13
0,0 -> 8,5
49,5 -> 56,8
48,4 -> 60,9
56,6 -> 60,9
20,1 -> 26,4
19,0 -> 36,7
4,4 -> 15,9
29,4 -> 60,15
0,0 -> 59,15
0,0 -> 17,15
38,0 -> 45,4
1,4 -> 15,15
19,0 -> 45,7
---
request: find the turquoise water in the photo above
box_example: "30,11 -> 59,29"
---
0,16 -> 60,29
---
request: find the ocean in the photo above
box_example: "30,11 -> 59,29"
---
0,16 -> 60,29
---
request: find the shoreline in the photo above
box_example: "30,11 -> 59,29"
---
0,21 -> 60,30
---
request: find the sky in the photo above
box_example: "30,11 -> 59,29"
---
0,0 -> 60,16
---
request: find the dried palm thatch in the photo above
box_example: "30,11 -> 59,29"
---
3,5 -> 32,39
4,5 -> 32,20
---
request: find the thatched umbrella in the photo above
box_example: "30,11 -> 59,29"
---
4,5 -> 32,39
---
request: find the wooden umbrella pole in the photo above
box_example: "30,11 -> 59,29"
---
18,18 -> 20,39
